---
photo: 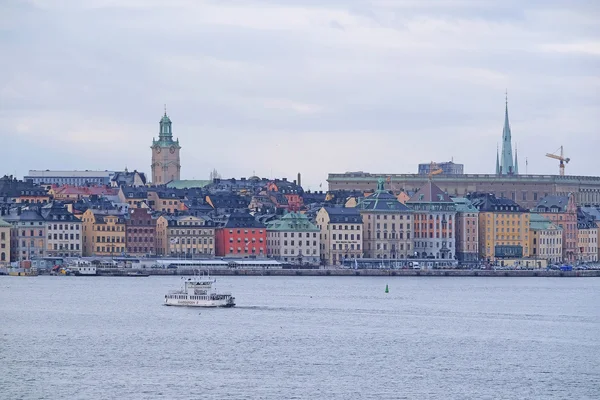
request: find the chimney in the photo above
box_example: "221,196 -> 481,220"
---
282,178 -> 287,182
297,173 -> 301,187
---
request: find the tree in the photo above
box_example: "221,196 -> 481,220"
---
209,168 -> 221,181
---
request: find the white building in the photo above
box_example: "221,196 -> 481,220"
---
25,170 -> 116,186
266,212 -> 320,266
316,207 -> 363,266
41,202 -> 82,258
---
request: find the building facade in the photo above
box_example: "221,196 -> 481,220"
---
41,202 -> 82,258
24,170 -> 115,186
452,197 -> 479,262
356,178 -> 413,259
407,180 -> 456,259
156,215 -> 215,257
151,111 -> 181,184
316,207 -> 363,265
534,194 -> 577,262
469,193 -> 530,263
266,212 -> 320,265
327,172 -> 600,209
126,208 -> 155,256
529,213 -> 562,265
214,213 -> 266,258
81,209 -> 127,257
3,207 -> 47,261
577,210 -> 598,263
0,216 -> 10,264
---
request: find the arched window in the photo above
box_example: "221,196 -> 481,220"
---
0,252 -> 5,261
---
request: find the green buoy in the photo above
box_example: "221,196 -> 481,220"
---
385,284 -> 389,294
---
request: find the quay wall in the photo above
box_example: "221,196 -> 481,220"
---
97,268 -> 600,278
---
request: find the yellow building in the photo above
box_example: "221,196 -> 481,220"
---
81,209 -> 127,257
316,206 -> 363,265
470,194 -> 530,262
577,212 -> 598,263
155,215 -> 215,257
0,217 -> 10,264
529,213 -> 562,265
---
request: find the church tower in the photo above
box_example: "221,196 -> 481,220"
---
151,108 -> 181,184
496,95 -> 518,175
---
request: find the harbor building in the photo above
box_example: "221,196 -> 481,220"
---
533,195 -> 577,262
468,193 -> 530,263
576,210 -> 598,263
81,209 -> 126,257
151,109 -> 181,185
266,212 -> 320,265
41,202 -> 82,258
0,216 -> 10,264
126,208 -> 155,257
316,207 -> 363,265
407,180 -> 456,260
529,213 -> 562,265
452,197 -> 479,263
156,215 -> 215,257
355,178 -> 413,259
214,213 -> 266,258
3,206 -> 47,261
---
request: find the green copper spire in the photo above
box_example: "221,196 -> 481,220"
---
159,106 -> 173,140
377,177 -> 385,191
499,93 -> 515,175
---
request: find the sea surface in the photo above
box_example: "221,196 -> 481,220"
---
1,275 -> 599,400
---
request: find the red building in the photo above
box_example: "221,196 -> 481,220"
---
215,212 -> 267,257
266,179 -> 303,211
126,208 -> 155,256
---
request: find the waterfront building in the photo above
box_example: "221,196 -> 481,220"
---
24,170 -> 115,186
406,180 -> 456,259
529,213 -> 562,265
155,215 -> 215,257
468,193 -> 530,262
576,210 -> 598,263
151,110 -> 181,184
126,208 -> 155,256
452,197 -> 479,263
41,202 -> 82,258
579,207 -> 600,261
0,216 -> 10,264
81,209 -> 126,257
316,207 -> 363,265
495,98 -> 519,175
214,213 -> 266,257
3,206 -> 47,261
418,161 -> 464,175
356,178 -> 413,259
266,212 -> 320,265
534,194 -> 577,262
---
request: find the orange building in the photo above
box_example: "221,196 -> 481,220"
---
534,194 -> 577,262
215,213 -> 266,257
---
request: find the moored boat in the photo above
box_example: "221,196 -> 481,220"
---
165,275 -> 235,307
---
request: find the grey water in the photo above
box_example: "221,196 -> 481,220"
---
1,276 -> 599,400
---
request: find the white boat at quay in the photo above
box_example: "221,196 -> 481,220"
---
164,275 -> 235,308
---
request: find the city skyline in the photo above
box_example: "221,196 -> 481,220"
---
2,1 -> 599,190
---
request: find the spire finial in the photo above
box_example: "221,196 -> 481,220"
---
164,104 -> 167,116
505,89 -> 508,106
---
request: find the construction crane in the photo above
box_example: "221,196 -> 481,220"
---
545,146 -> 570,176
428,162 -> 443,180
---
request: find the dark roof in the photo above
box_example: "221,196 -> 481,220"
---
536,195 -> 571,212
121,186 -> 148,198
358,190 -> 411,212
111,170 -> 147,186
40,202 -> 79,222
468,193 -> 527,212
577,208 -> 598,229
223,212 -> 266,228
322,206 -> 363,224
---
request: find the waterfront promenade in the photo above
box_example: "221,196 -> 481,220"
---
96,267 -> 600,278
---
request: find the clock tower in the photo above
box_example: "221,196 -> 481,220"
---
151,109 -> 181,184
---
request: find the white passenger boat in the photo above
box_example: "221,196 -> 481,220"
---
164,275 -> 235,308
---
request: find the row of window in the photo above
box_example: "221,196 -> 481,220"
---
415,241 -> 452,248
48,224 -> 80,230
48,233 -> 80,241
331,243 -> 361,250
96,246 -> 125,253
48,243 -> 80,250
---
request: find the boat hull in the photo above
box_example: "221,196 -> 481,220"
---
164,298 -> 235,308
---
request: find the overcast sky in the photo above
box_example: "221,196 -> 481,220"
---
1,0 -> 599,190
